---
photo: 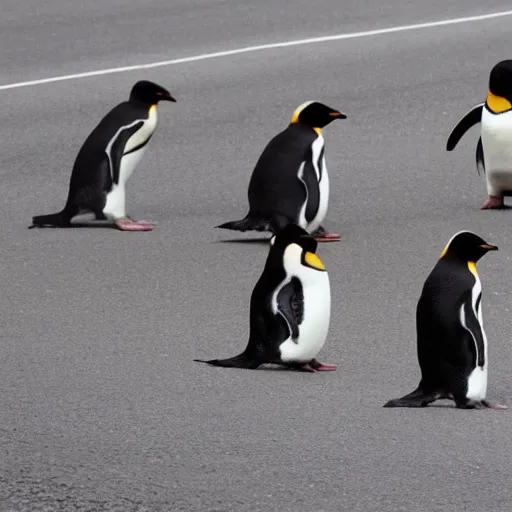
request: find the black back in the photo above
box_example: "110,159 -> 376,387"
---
247,124 -> 320,221
416,257 -> 478,392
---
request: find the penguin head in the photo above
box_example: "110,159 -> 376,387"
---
129,81 -> 177,104
440,231 -> 498,263
290,101 -> 346,130
267,224 -> 327,276
487,60 -> 512,113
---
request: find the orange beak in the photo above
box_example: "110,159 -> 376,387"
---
329,111 -> 347,119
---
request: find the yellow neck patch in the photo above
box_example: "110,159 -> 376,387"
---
486,91 -> 512,113
290,101 -> 312,124
440,242 -> 450,259
304,251 -> 326,271
467,261 -> 478,278
290,101 -> 321,134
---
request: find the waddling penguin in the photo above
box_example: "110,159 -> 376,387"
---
194,224 -> 336,371
216,101 -> 346,242
384,231 -> 506,410
30,80 -> 176,231
447,60 -> 512,210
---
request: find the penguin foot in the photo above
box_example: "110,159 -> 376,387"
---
311,226 -> 341,242
299,361 -> 337,372
456,399 -> 507,410
482,400 -> 507,410
314,233 -> 341,243
115,217 -> 153,231
481,196 -> 506,209
299,364 -> 318,372
126,216 -> 155,226
309,359 -> 337,371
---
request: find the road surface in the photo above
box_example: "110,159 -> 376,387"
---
1,1 -> 512,511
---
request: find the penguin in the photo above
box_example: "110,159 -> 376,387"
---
384,231 -> 506,410
194,223 -> 336,371
216,101 -> 346,242
29,80 -> 176,231
446,60 -> 512,210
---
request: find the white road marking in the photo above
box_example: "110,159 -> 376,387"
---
1,9 -> 512,91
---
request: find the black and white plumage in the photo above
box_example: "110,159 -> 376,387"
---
447,60 -> 512,210
30,80 -> 176,232
194,224 -> 336,372
216,101 -> 346,242
384,231 -> 505,410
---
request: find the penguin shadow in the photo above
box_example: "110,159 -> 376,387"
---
418,402 -> 458,409
28,220 -> 115,230
196,363 -> 333,372
215,237 -> 271,245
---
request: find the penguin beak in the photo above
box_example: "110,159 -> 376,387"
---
329,111 -> 347,119
480,244 -> 498,251
157,92 -> 177,102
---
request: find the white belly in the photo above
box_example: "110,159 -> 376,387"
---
481,108 -> 512,194
118,145 -> 148,185
466,366 -> 487,401
103,148 -> 148,219
279,272 -> 331,363
103,106 -> 157,220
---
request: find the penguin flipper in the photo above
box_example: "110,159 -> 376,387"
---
107,121 -> 145,184
193,352 -> 262,369
383,387 -> 440,408
276,277 -> 303,340
300,151 -> 321,223
461,289 -> 485,367
476,137 -> 485,175
446,103 -> 484,151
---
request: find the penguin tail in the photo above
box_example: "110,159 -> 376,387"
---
29,210 -> 73,229
193,352 -> 261,369
215,214 -> 272,233
383,386 -> 439,408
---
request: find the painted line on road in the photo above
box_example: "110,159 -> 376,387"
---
1,9 -> 512,91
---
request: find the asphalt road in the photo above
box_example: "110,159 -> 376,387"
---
2,2 -> 512,511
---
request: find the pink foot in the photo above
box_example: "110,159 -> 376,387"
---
314,233 -> 341,243
115,217 -> 153,232
481,196 -> 504,209
482,400 -> 507,410
310,359 -> 337,371
300,360 -> 337,372
314,363 -> 337,371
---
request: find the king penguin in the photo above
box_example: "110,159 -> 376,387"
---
30,80 -> 176,231
194,224 -> 336,371
216,101 -> 346,242
384,231 -> 506,410
446,60 -> 512,209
